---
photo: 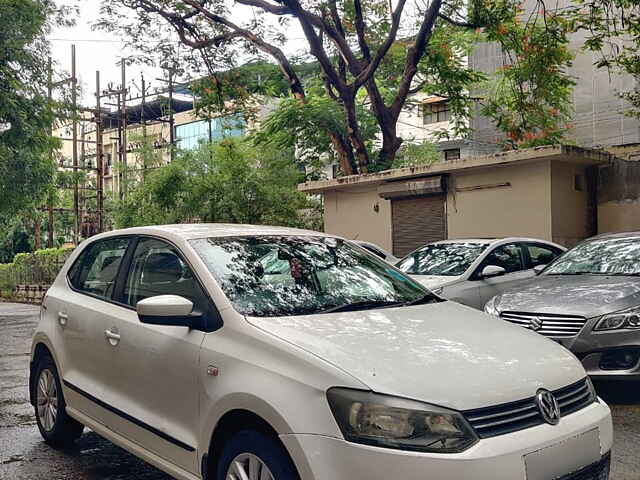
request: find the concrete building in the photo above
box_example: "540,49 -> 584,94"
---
299,145 -> 618,257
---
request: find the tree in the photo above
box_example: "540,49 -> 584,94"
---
99,0 -> 570,175
114,138 -> 319,229
0,0 -> 76,217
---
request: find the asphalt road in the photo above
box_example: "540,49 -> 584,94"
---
1,302 -> 639,480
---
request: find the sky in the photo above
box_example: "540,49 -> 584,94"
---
48,1 -> 308,106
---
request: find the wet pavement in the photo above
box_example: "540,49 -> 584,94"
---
0,302 -> 639,479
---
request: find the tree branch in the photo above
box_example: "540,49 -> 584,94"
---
391,0 -> 443,118
438,13 -> 481,29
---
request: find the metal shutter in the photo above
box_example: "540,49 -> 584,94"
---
392,195 -> 446,257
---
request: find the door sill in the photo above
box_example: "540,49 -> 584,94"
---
66,407 -> 201,480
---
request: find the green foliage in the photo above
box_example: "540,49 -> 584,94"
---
478,1 -> 575,148
0,0 -> 77,216
390,142 -> 441,170
0,246 -> 73,294
114,138 -> 319,229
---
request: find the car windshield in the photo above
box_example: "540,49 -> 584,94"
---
396,243 -> 489,276
190,236 -> 432,317
544,237 -> 640,276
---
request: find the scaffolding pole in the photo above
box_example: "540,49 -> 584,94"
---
96,70 -> 104,233
71,44 -> 79,245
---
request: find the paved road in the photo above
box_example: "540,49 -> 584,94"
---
1,303 -> 639,479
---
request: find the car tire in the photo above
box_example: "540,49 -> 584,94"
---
216,430 -> 300,480
33,354 -> 84,448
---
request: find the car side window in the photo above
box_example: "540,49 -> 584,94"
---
483,243 -> 525,274
123,238 -> 210,314
70,238 -> 130,300
527,244 -> 562,267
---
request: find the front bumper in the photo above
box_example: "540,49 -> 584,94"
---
281,401 -> 612,480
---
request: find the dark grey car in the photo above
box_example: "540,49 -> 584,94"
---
485,232 -> 640,381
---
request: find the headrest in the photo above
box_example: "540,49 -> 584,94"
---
142,252 -> 183,284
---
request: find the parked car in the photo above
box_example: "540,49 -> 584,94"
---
485,231 -> 640,382
395,238 -> 565,309
353,239 -> 399,264
30,225 -> 611,480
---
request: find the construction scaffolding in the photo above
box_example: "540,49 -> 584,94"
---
48,45 -> 194,247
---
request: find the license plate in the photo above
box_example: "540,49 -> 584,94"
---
524,428 -> 601,480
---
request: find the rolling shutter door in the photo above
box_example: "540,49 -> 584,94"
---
391,195 -> 446,257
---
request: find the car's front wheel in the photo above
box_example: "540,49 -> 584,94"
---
216,430 -> 299,480
33,354 -> 84,448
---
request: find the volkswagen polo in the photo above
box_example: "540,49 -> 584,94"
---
30,224 -> 612,480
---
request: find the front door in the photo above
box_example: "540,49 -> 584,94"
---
473,243 -> 535,309
106,237 -> 210,474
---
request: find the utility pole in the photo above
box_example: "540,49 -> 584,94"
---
47,59 -> 54,248
96,70 -> 104,233
141,73 -> 148,177
168,68 -> 175,162
120,60 -> 128,199
71,44 -> 79,246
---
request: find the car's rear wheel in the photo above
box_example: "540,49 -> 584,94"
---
217,430 -> 299,480
34,354 -> 84,448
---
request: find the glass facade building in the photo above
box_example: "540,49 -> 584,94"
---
176,115 -> 245,151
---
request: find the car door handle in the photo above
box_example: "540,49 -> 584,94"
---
58,312 -> 68,327
104,329 -> 121,343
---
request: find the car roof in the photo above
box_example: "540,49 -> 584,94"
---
589,231 -> 640,241
85,223 -> 332,244
431,237 -> 559,246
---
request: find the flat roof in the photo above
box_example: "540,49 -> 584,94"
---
299,144 -> 613,194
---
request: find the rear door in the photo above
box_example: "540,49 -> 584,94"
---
105,236 -> 213,474
472,243 -> 533,308
50,236 -> 131,424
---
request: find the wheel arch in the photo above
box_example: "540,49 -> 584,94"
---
205,408 -> 299,480
29,340 -> 56,406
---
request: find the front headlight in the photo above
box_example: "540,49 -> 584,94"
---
594,305 -> 640,331
326,388 -> 478,453
484,295 -> 501,316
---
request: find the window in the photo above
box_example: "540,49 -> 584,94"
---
69,238 -> 129,300
574,174 -> 585,192
397,242 -> 490,276
527,244 -> 562,268
423,101 -> 450,125
123,238 -> 210,314
175,115 -> 246,151
444,149 -> 461,161
482,243 -> 525,274
190,236 -> 430,317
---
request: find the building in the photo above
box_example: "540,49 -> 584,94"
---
299,145 -> 620,257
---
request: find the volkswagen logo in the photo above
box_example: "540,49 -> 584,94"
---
530,316 -> 543,331
535,389 -> 561,425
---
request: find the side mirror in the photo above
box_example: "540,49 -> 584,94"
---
533,264 -> 547,275
137,295 -> 202,328
480,265 -> 507,279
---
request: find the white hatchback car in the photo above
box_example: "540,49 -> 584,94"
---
396,238 -> 566,309
30,225 -> 611,480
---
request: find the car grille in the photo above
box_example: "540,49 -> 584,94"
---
463,378 -> 596,439
559,452 -> 610,480
500,311 -> 588,337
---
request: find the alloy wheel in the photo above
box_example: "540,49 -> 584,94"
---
36,368 -> 58,432
225,452 -> 274,480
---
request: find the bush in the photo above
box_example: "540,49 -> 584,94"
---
0,247 -> 74,296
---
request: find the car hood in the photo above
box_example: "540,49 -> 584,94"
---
409,274 -> 462,290
495,275 -> 640,318
247,301 -> 584,411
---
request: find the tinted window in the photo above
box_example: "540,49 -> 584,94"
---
70,238 -> 129,300
123,238 -> 210,313
527,244 -> 561,267
396,243 -> 489,276
190,236 -> 428,317
545,237 -> 640,276
483,243 -> 524,274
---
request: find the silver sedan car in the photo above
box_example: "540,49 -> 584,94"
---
485,232 -> 640,381
396,238 -> 565,309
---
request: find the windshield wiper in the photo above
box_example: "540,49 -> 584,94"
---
319,300 -> 404,314
404,293 -> 442,306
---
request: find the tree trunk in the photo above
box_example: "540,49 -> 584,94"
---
329,134 -> 358,176
342,95 -> 370,174
34,220 -> 41,251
